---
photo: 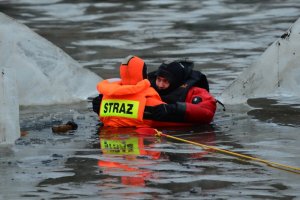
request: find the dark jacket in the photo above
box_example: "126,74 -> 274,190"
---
145,61 -> 216,124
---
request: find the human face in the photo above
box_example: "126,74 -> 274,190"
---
155,76 -> 170,90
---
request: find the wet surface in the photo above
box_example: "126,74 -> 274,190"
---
248,98 -> 300,127
1,0 -> 300,199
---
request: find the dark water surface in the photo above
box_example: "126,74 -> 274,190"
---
1,0 -> 300,199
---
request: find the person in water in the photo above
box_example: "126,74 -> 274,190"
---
145,60 -> 217,124
92,56 -> 216,126
92,55 -> 163,127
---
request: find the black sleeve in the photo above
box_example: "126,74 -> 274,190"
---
143,103 -> 186,122
92,94 -> 103,115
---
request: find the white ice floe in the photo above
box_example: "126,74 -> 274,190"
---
220,17 -> 300,104
0,68 -> 20,145
0,12 -> 101,106
0,12 -> 102,144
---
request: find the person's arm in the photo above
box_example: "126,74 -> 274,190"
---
144,103 -> 185,122
144,87 -> 216,124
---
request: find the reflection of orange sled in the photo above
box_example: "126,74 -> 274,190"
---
97,127 -> 217,186
99,128 -> 161,159
98,160 -> 151,186
98,128 -> 160,186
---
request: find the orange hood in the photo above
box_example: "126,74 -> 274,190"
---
120,55 -> 146,85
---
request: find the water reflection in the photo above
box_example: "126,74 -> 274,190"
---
98,128 -> 161,187
36,126 -> 225,195
31,124 -> 295,199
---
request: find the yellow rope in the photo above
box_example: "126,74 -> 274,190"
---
154,129 -> 300,175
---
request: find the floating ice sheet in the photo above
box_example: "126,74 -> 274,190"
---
220,17 -> 300,104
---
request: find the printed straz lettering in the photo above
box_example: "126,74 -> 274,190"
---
103,140 -> 134,153
100,99 -> 139,119
103,102 -> 134,114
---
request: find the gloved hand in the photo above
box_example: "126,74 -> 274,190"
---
92,94 -> 103,115
150,103 -> 178,121
149,103 -> 186,122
